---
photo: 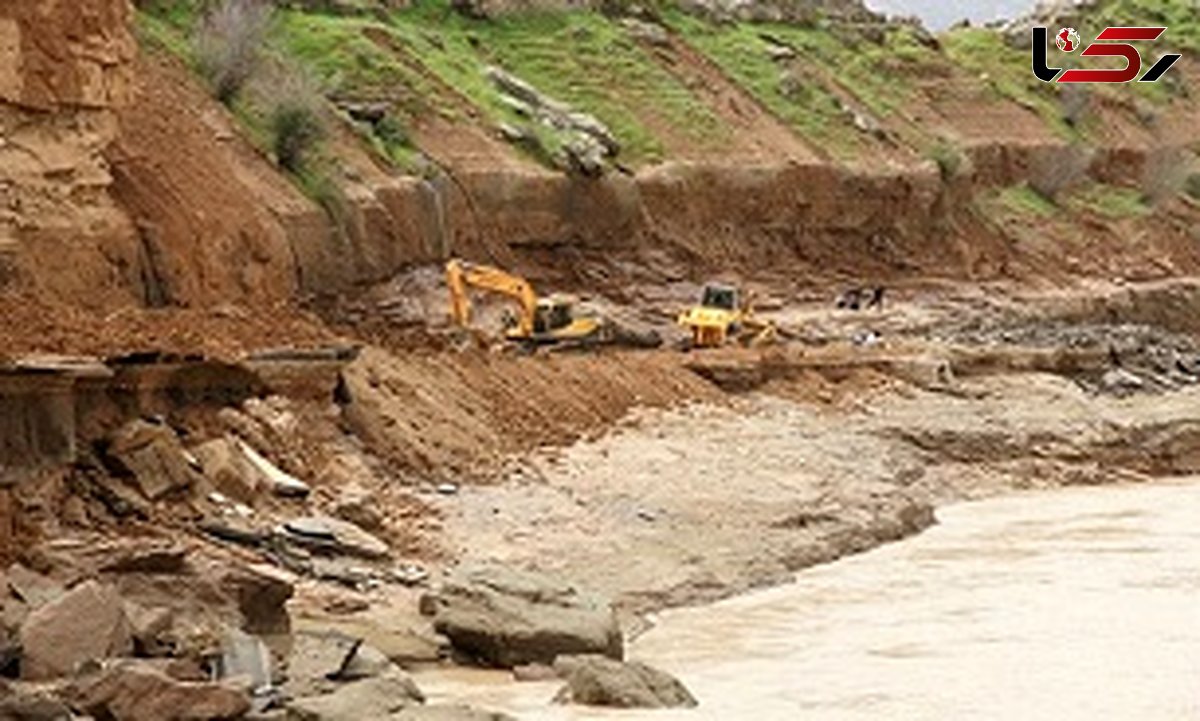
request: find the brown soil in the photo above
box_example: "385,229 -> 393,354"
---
0,290 -> 334,361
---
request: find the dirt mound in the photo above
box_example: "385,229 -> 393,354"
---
0,290 -> 333,360
342,347 -> 722,479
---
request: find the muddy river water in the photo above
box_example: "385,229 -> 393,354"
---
420,480 -> 1200,720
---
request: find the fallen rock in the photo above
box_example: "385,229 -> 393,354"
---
101,543 -> 189,575
199,515 -> 269,547
20,580 -> 133,680
285,672 -> 424,721
240,441 -> 311,499
620,18 -> 670,46
285,630 -> 412,697
6,564 -> 64,609
430,565 -> 622,667
220,563 -> 294,636
339,101 -> 390,126
0,679 -> 72,720
219,628 -> 273,694
293,613 -> 447,667
193,436 -> 262,503
283,630 -> 359,697
217,408 -> 274,456
106,420 -> 199,500
283,516 -> 390,559
512,663 -> 556,682
0,624 -> 20,674
552,655 -> 698,709
1102,367 -> 1145,392
125,601 -> 175,657
335,641 -> 395,682
74,661 -> 251,721
310,557 -> 378,589
392,706 -> 518,721
330,483 -> 383,532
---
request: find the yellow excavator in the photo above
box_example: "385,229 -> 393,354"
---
445,259 -> 606,346
678,282 -> 777,349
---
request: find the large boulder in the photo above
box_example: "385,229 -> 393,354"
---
73,661 -> 251,721
552,655 -> 698,709
285,672 -> 424,721
428,566 -> 622,668
20,580 -> 133,680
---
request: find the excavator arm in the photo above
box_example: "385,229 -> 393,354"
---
445,259 -> 539,338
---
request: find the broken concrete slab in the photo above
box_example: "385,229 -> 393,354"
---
106,420 -> 199,500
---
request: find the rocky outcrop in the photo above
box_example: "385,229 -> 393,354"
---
426,565 -> 623,667
0,0 -> 134,111
552,655 -> 698,708
0,0 -> 141,306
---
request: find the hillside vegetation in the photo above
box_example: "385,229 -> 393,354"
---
134,0 -> 1200,211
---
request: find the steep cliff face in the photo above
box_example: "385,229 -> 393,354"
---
104,55 -> 312,308
0,0 -> 141,306
0,0 -> 320,314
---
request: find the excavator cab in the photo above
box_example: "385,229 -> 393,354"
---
533,295 -> 578,334
701,284 -> 740,312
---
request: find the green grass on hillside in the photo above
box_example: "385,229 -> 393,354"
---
941,28 -> 1080,139
999,183 -> 1058,218
662,11 -> 940,157
1065,183 -> 1150,219
275,12 -> 435,114
978,182 -> 1148,223
976,183 -> 1058,222
386,1 -> 729,164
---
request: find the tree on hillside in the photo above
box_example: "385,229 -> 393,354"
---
195,0 -> 272,105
